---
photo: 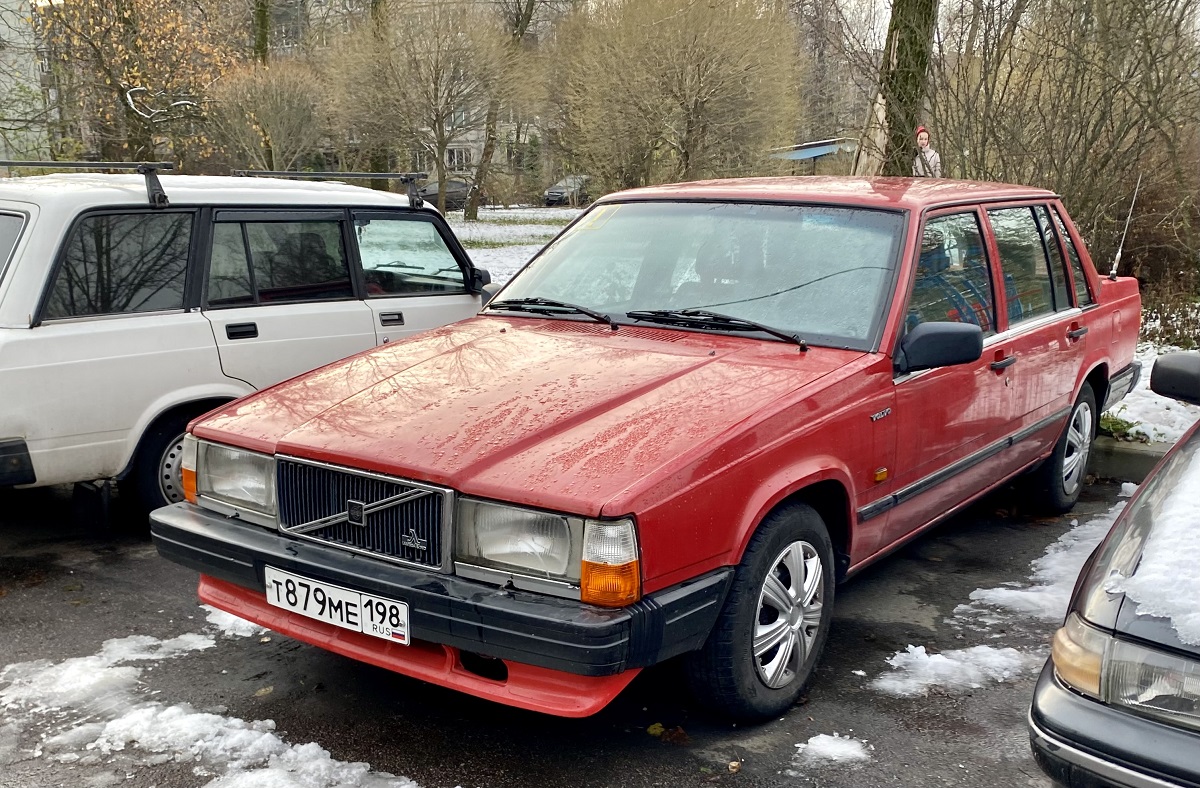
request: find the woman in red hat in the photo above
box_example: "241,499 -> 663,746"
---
913,125 -> 942,177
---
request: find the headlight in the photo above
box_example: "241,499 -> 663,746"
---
1052,612 -> 1200,732
196,440 -> 276,518
455,499 -> 640,607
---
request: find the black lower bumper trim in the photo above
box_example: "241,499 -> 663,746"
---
1105,361 -> 1142,412
0,439 -> 35,486
151,502 -> 731,677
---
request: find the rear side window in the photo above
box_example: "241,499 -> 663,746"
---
0,213 -> 25,285
353,213 -> 467,296
987,207 -> 1054,324
44,212 -> 192,319
1051,207 -> 1094,306
206,220 -> 353,306
1033,205 -> 1072,310
908,212 -> 996,336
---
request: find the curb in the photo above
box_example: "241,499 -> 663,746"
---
1090,436 -> 1170,484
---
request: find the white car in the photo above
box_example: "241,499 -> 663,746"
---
0,169 -> 490,512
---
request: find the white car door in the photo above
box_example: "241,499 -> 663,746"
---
202,210 -> 378,389
351,210 -> 482,344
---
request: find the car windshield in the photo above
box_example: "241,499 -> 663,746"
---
494,201 -> 905,348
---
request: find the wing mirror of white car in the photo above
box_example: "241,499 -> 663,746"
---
1150,351 -> 1200,406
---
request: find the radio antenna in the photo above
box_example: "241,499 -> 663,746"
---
1110,173 -> 1142,281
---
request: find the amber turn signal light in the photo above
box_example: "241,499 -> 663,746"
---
181,434 -> 198,504
581,560 -> 641,607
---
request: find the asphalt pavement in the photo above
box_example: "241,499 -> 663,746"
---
0,480 -> 1125,788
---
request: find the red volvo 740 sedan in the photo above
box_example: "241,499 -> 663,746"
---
151,178 -> 1142,720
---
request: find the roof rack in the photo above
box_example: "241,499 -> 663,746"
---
231,170 -> 430,209
0,160 -> 174,208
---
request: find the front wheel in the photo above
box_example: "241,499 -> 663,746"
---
685,503 -> 835,720
122,412 -> 193,517
1026,383 -> 1096,514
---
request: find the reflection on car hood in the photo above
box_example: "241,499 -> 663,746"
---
195,316 -> 862,516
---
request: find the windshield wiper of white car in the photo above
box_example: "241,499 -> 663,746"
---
626,309 -> 808,350
487,297 -> 618,331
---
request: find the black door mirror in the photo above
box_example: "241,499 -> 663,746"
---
1150,352 -> 1200,406
896,322 -> 983,374
480,282 -> 502,306
471,267 -> 492,293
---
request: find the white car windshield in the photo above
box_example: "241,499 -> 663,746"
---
493,201 -> 905,348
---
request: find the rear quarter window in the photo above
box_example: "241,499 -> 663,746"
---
43,212 -> 193,319
0,212 -> 25,286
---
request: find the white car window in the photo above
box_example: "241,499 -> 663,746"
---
354,214 -> 467,296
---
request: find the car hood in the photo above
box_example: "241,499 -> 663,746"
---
195,316 -> 863,516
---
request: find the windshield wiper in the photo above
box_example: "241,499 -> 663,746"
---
626,309 -> 807,350
488,297 -> 618,330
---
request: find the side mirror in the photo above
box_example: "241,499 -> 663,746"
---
480,282 -> 502,306
896,322 -> 983,374
1150,352 -> 1200,406
471,267 -> 492,292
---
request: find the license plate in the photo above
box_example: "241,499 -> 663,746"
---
263,566 -> 409,645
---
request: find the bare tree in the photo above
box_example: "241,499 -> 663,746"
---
209,60 -> 325,171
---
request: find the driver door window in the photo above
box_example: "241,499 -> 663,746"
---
353,214 -> 467,296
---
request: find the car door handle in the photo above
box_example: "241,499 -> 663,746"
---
379,312 -> 405,326
990,355 -> 1017,370
1067,326 -> 1089,339
226,322 -> 258,340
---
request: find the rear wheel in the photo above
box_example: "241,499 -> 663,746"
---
686,503 -> 835,720
1026,383 -> 1096,514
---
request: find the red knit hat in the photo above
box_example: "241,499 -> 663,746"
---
916,125 -> 928,137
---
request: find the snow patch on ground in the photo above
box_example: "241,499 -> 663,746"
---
0,632 -> 418,787
789,733 -> 872,769
958,503 -> 1126,622
1109,451 -> 1200,646
473,206 -> 583,222
1119,482 -> 1139,497
203,606 -> 267,638
1105,344 -> 1200,443
444,221 -> 559,245
869,645 -> 1042,697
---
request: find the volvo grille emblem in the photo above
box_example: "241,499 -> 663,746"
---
401,528 -> 428,551
346,499 -> 366,527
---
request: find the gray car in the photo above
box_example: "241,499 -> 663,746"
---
1029,352 -> 1200,787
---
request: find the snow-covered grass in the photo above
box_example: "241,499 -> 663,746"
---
471,206 -> 583,223
1104,343 -> 1200,443
467,243 -> 542,285
0,623 -> 417,787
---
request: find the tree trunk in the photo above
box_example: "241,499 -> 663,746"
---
464,98 -> 499,219
860,0 -> 938,176
253,0 -> 270,65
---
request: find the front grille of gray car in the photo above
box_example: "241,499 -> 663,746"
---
276,457 -> 451,571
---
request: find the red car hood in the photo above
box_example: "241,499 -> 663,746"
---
196,317 -> 863,516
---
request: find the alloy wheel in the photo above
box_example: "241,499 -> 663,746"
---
1062,400 -> 1093,496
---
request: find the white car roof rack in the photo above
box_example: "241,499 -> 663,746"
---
0,160 -> 175,208
231,170 -> 429,209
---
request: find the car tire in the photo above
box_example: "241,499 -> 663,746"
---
122,411 -> 195,517
1026,383 -> 1096,515
685,502 -> 835,721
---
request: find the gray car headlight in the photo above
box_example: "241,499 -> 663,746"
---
454,499 -> 582,581
196,440 -> 277,518
1105,639 -> 1200,731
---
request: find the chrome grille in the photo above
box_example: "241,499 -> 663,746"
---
277,458 -> 450,571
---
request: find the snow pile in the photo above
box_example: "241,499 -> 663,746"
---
791,733 -> 872,766
959,503 -> 1126,622
1105,345 -> 1200,443
869,645 -> 1042,697
0,633 -> 419,787
204,606 -> 267,638
1109,452 -> 1200,646
1119,482 -> 1139,497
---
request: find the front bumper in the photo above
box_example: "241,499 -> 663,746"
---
151,502 -> 731,715
1029,662 -> 1200,788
